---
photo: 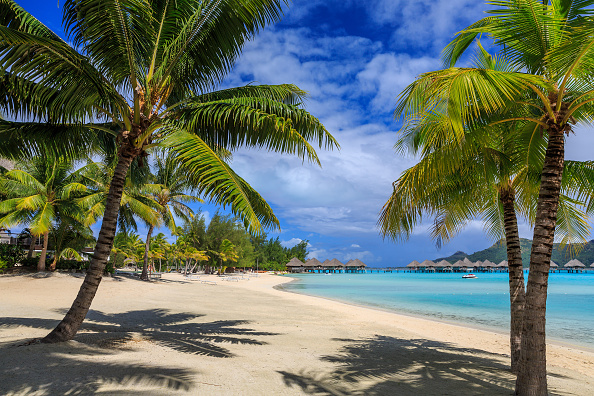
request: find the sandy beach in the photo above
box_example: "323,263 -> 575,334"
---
0,272 -> 592,395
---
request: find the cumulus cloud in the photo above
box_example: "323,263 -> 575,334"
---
281,238 -> 304,248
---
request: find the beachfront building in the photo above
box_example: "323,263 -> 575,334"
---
286,257 -> 306,273
565,259 -> 586,273
550,261 -> 559,273
304,258 -> 323,273
496,261 -> 509,272
482,260 -> 495,272
345,259 -> 367,273
420,260 -> 435,273
406,260 -> 420,272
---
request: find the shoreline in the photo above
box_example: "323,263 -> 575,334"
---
1,272 -> 593,395
275,274 -> 594,354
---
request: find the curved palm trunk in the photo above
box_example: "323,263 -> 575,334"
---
27,237 -> 35,259
515,127 -> 565,395
37,231 -> 49,272
42,153 -> 134,343
500,187 -> 525,374
141,225 -> 154,281
50,255 -> 58,271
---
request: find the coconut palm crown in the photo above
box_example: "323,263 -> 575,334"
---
0,0 -> 337,343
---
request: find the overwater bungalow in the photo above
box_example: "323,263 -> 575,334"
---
452,260 -> 465,272
590,263 -> 594,271
286,257 -> 306,273
345,259 -> 367,273
420,259 -> 435,273
482,260 -> 495,272
304,258 -> 323,273
565,259 -> 586,273
326,258 -> 344,273
496,260 -> 508,272
435,259 -> 452,272
406,260 -> 420,272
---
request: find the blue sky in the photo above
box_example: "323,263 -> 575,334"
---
16,0 -> 594,266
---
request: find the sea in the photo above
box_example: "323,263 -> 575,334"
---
281,272 -> 594,349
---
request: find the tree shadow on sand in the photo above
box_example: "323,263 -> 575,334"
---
278,335 -> 518,396
0,308 -> 279,394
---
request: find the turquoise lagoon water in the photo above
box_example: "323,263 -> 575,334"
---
281,272 -> 594,349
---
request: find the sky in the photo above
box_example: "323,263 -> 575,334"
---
14,0 -> 594,267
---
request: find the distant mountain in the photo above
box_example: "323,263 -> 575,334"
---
436,238 -> 594,267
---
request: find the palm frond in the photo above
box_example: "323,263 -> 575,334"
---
166,130 -> 279,235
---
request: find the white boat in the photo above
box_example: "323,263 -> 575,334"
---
462,274 -> 477,279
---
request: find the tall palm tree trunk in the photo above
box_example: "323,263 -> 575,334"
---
37,231 -> 49,271
42,153 -> 135,343
515,127 -> 565,395
141,225 -> 154,281
500,186 -> 525,374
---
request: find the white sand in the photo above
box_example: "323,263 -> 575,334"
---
0,272 -> 592,395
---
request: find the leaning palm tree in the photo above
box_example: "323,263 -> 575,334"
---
382,45 -> 594,374
0,1 -> 336,342
396,1 -> 594,393
0,156 -> 87,271
139,152 -> 202,280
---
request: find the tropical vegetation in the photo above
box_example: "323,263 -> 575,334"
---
386,1 -> 594,393
0,0 -> 336,343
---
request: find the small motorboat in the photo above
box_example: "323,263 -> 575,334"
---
462,274 -> 477,279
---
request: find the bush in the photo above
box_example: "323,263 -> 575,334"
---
0,243 -> 25,268
0,259 -> 8,273
55,260 -> 89,271
104,261 -> 115,274
20,257 -> 39,267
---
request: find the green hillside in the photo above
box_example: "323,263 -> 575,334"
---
436,238 -> 594,267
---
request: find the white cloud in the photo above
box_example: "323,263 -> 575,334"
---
351,243 -> 360,248
357,53 -> 440,112
281,237 -> 303,248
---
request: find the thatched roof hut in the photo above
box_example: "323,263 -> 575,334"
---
305,258 -> 322,267
346,259 -> 366,268
286,257 -> 305,267
497,260 -> 508,267
420,259 -> 435,267
452,260 -> 464,268
474,260 -> 483,267
565,259 -> 585,268
591,263 -> 594,268
322,259 -> 331,266
406,260 -> 420,268
327,258 -> 344,268
482,260 -> 495,267
436,259 -> 451,267
462,258 -> 473,266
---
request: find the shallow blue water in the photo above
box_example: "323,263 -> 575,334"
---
282,272 -> 594,349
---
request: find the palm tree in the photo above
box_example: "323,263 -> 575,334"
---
113,230 -> 145,268
0,1 -> 337,342
48,220 -> 96,270
382,45 -> 594,374
77,161 -> 162,233
395,1 -> 594,392
139,152 -> 202,280
0,156 -> 87,271
217,238 -> 238,274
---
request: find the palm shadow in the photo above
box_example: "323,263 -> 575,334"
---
279,335 -> 516,395
0,308 -> 279,394
0,340 -> 194,394
1,308 -> 278,358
